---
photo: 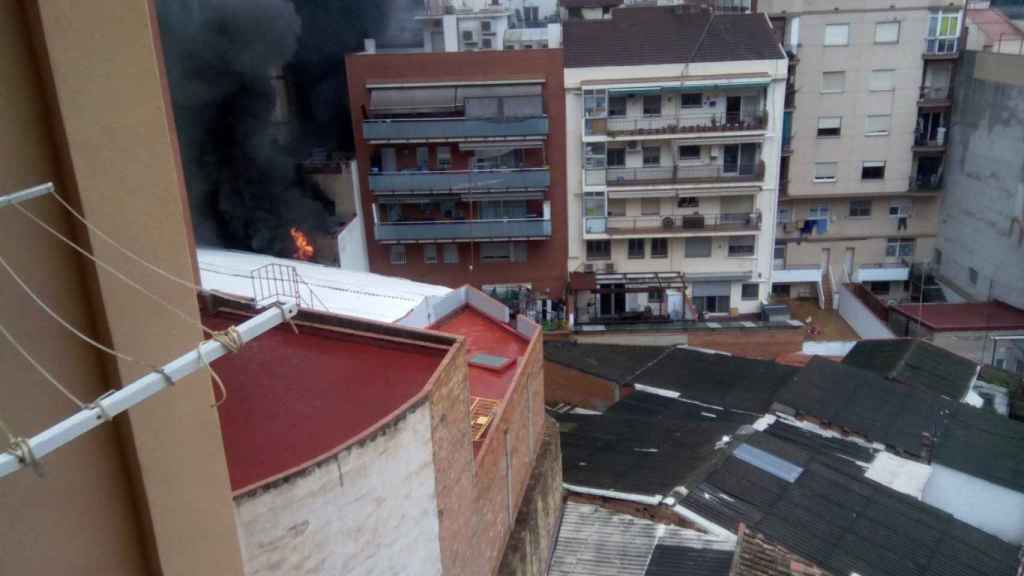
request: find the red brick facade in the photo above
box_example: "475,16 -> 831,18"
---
428,317 -> 548,575
345,49 -> 569,298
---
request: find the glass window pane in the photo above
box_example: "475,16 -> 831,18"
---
824,24 -> 849,46
875,21 -> 900,44
822,71 -> 846,93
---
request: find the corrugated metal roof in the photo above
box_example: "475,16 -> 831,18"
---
549,501 -> 734,576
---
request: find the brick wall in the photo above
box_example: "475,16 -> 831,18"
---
429,322 -> 547,576
497,417 -> 564,576
544,361 -> 620,411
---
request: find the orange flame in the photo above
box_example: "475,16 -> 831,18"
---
289,227 -> 314,261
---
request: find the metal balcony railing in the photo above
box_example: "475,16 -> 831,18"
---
596,109 -> 767,137
924,36 -> 959,56
596,161 -> 764,187
602,211 -> 762,235
363,116 -> 549,141
375,217 -> 552,242
914,130 -> 947,148
369,168 -> 550,193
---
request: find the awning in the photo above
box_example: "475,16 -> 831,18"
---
369,87 -> 457,114
460,191 -> 544,202
692,282 -> 732,297
459,141 -> 545,151
675,78 -> 772,92
456,84 -> 542,102
607,87 -> 663,96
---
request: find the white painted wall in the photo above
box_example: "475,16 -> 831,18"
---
234,405 -> 444,576
922,463 -> 1024,545
338,160 -> 369,272
836,283 -> 895,339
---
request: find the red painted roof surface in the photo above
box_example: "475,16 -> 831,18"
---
432,307 -> 529,400
893,302 -> 1024,332
205,312 -> 446,492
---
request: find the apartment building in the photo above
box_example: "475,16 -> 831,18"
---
345,48 -> 568,319
563,5 -> 789,323
762,0 -> 966,304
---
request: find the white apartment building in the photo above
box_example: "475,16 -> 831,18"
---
417,0 -> 561,52
761,0 -> 966,305
563,5 -> 788,323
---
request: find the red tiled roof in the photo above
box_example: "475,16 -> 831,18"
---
206,311 -> 446,493
892,301 -> 1024,332
432,307 -> 528,400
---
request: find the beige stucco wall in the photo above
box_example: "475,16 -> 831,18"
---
1,1 -> 244,574
234,403 -> 444,576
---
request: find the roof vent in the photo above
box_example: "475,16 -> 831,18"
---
469,353 -> 514,371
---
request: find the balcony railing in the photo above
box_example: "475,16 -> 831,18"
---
924,36 -> 960,57
593,211 -> 762,236
919,85 -> 952,102
914,130 -> 947,148
375,217 -> 552,242
363,116 -> 549,142
594,161 -> 764,187
369,168 -> 550,193
589,109 -> 767,137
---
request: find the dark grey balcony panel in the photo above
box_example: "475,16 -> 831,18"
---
370,169 -> 550,193
375,219 -> 551,242
363,116 -> 549,141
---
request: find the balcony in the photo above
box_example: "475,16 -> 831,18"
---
369,168 -> 550,194
923,36 -> 960,59
588,211 -> 762,238
853,262 -> 910,283
919,85 -> 952,106
592,161 -> 765,188
772,264 -> 822,284
913,130 -> 947,153
363,116 -> 549,143
374,217 -> 551,243
589,109 -> 767,139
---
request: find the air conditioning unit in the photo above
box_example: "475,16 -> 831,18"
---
604,262 -> 616,273
626,141 -> 640,151
583,263 -> 594,273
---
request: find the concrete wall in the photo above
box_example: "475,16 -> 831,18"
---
935,50 -> 1024,310
837,284 -> 896,339
2,1 -> 244,574
233,403 -> 444,576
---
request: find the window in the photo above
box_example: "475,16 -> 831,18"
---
685,237 -> 712,258
875,21 -> 900,44
774,240 -> 786,262
628,239 -> 645,259
678,196 -> 699,208
824,24 -> 850,46
481,20 -> 492,32
641,198 -> 661,216
587,240 -> 611,260
423,244 -> 438,264
678,145 -> 701,161
814,162 -> 838,182
607,147 -> 626,167
584,142 -> 607,168
849,199 -> 872,218
462,30 -> 474,42
480,242 -> 527,263
808,204 -> 830,220
443,243 -> 459,263
888,201 -> 911,218
861,161 -> 886,180
680,93 -> 702,108
817,117 -> 842,137
742,283 -> 759,301
390,245 -> 407,264
869,69 -> 895,92
648,289 -> 664,304
728,236 -> 755,257
608,96 -> 627,117
481,37 -> 493,49
865,114 -> 891,135
436,146 -> 452,170
643,95 -> 661,116
583,191 -> 606,217
607,199 -> 626,217
651,238 -> 668,258
777,206 -> 792,224
821,71 -> 846,93
886,238 -> 915,258
869,281 -> 891,296
523,6 -> 539,22
583,89 -> 608,119
642,147 -> 660,167
969,267 -> 979,285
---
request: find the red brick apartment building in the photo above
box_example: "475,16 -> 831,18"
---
203,287 -> 561,575
345,49 -> 568,318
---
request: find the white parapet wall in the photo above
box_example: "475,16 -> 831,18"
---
836,284 -> 895,340
922,463 -> 1024,545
